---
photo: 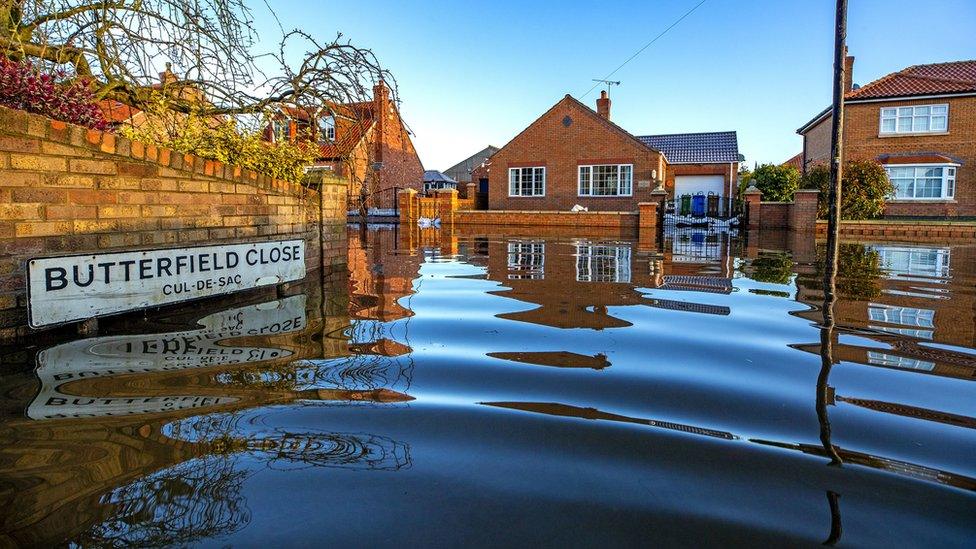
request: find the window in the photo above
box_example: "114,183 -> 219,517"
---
873,246 -> 950,278
880,104 -> 948,134
885,164 -> 957,200
867,351 -> 935,371
271,119 -> 289,142
575,243 -> 632,283
507,241 -> 545,279
318,115 -> 336,142
578,164 -> 633,196
867,304 -> 934,328
869,325 -> 934,340
508,167 -> 545,197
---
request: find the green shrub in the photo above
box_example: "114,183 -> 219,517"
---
801,160 -> 893,219
752,163 -> 800,202
118,95 -> 317,183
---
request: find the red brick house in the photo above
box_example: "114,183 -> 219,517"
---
267,82 -> 424,212
488,92 -> 738,213
797,57 -> 976,218
488,93 -> 666,212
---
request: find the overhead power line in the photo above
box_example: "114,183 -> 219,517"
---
580,0 -> 709,99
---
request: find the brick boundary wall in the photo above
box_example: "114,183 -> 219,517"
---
0,106 -> 348,342
398,188 -> 660,229
745,188 -> 820,231
455,210 -> 640,229
815,219 -> 976,240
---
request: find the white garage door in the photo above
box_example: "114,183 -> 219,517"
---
674,175 -> 725,197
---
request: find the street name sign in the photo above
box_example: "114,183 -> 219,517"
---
27,239 -> 306,328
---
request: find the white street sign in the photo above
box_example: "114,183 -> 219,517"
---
27,239 -> 306,328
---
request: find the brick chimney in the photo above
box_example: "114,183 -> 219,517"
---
843,48 -> 855,93
597,90 -> 611,120
373,80 -> 391,164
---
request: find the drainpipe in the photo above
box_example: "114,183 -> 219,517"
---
728,162 -> 734,216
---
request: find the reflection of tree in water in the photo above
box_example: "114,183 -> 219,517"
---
807,243 -> 883,300
167,412 -> 412,472
745,252 -> 795,285
298,317 -> 416,393
75,411 -> 411,546
74,455 -> 251,547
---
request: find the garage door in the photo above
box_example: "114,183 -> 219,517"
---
674,175 -> 725,197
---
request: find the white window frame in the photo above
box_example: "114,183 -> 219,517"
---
873,246 -> 950,278
879,104 -> 948,135
575,243 -> 632,283
507,241 -> 545,280
508,167 -> 546,197
271,119 -> 290,143
884,163 -> 957,200
318,115 -> 336,143
577,164 -> 633,197
868,304 -> 935,328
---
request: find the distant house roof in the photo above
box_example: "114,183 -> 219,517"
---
98,100 -> 142,125
798,60 -> 976,134
783,152 -> 803,170
423,170 -> 457,184
636,131 -> 739,164
443,146 -> 500,183
275,101 -> 379,160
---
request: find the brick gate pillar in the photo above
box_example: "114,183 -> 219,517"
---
434,188 -> 458,224
744,186 -> 762,231
790,189 -> 820,232
398,188 -> 417,225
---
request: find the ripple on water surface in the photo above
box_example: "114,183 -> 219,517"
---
0,227 -> 974,547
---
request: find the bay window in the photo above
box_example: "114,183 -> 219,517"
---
880,104 -> 948,134
578,164 -> 633,196
885,164 -> 956,200
509,167 -> 545,197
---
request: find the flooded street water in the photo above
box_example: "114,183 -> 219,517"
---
2,225 -> 975,546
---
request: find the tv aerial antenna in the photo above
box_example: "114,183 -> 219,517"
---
591,79 -> 621,96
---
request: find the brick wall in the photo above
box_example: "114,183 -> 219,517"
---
455,210 -> 639,229
0,106 -> 348,342
814,219 -> 976,240
758,203 -> 790,228
801,95 -> 976,217
488,95 -> 666,211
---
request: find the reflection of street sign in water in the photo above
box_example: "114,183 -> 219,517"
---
27,295 -> 307,420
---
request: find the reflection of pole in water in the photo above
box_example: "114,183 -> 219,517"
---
822,490 -> 843,546
818,0 -> 847,468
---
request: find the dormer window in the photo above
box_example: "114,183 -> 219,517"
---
271,119 -> 289,142
880,104 -> 948,134
319,115 -> 336,143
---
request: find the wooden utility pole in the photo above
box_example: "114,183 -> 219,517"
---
817,0 -> 848,468
824,0 -> 848,292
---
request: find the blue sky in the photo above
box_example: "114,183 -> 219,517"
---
257,0 -> 976,170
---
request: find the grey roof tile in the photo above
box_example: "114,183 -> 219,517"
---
637,131 -> 739,164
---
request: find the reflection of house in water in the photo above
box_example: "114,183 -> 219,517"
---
792,242 -> 976,380
487,351 -> 611,370
479,235 -> 735,330
347,227 -> 422,322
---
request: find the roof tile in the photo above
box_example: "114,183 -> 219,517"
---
636,131 -> 739,164
848,60 -> 976,100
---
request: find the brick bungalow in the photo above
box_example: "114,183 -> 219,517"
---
488,92 -> 738,213
267,82 -> 424,212
797,57 -> 976,218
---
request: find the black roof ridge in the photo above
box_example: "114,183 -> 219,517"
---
637,130 -> 737,138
